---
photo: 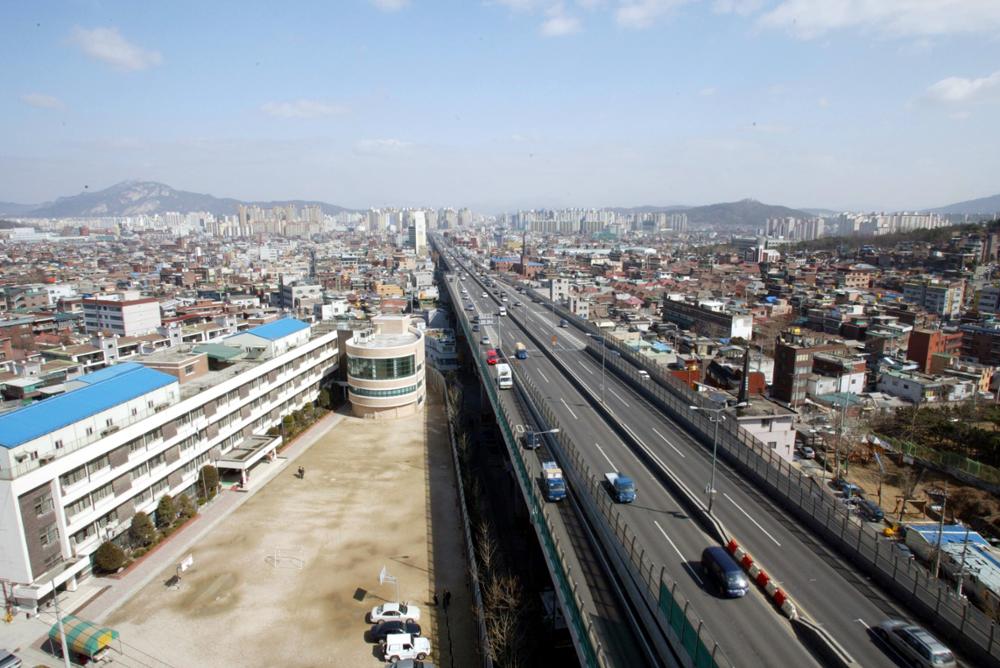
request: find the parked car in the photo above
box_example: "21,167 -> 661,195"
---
798,446 -> 815,459
0,650 -> 22,668
833,479 -> 864,498
874,619 -> 956,668
369,602 -> 421,624
858,499 -> 885,522
383,633 -> 431,663
637,370 -> 650,380
388,661 -> 435,668
370,621 -> 422,645
894,542 -> 915,560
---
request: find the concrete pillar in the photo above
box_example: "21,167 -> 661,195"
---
66,575 -> 78,592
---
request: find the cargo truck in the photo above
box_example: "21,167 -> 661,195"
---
604,472 -> 636,503
495,363 -> 512,389
541,461 -> 566,501
515,342 -> 528,359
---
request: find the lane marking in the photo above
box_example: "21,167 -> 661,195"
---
594,442 -> 617,470
654,520 -> 704,586
650,427 -> 686,458
537,368 -> 550,383
723,492 -> 782,546
608,387 -> 630,407
560,398 -> 578,420
578,360 -> 595,375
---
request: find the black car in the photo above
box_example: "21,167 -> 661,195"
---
370,620 -> 422,644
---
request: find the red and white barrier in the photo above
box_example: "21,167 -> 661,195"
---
726,538 -> 798,620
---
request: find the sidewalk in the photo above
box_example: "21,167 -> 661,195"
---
5,409 -> 345,666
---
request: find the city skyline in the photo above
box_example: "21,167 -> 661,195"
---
2,1 -> 1000,211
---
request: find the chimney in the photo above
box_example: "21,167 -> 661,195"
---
737,346 -> 751,413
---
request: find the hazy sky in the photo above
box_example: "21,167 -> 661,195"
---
2,1 -> 999,212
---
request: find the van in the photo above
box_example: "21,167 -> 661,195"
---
875,619 -> 955,668
701,546 -> 749,598
859,499 -> 884,522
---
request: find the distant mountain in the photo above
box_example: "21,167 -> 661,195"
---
609,205 -> 690,214
20,181 -> 354,218
0,201 -> 42,216
928,193 -> 1000,216
683,199 -> 812,228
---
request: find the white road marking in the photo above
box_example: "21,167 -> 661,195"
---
560,397 -> 578,420
608,387 -> 630,407
594,442 -> 617,470
654,520 -> 704,586
651,427 -> 686,458
537,368 -> 550,383
723,492 -> 782,546
578,360 -> 595,375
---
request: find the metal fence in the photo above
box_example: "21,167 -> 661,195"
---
443,272 -> 606,668
518,370 -> 734,668
584,332 -> 1000,666
876,432 -> 1000,488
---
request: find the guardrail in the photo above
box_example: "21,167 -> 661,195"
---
441,269 -> 606,668
517,369 -> 733,668
585,332 -> 1000,667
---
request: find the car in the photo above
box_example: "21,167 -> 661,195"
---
370,620 -> 422,645
637,370 -> 650,380
798,446 -> 815,459
501,296 -> 508,302
0,650 -> 22,668
514,301 -> 523,307
383,633 -> 431,663
480,336 -> 492,346
472,324 -> 480,332
464,303 -> 474,311
482,292 -> 488,298
858,499 -> 885,522
874,619 -> 956,668
387,661 -> 435,668
833,479 -> 864,498
369,602 -> 421,624
524,431 -> 540,449
701,546 -> 749,598
894,542 -> 915,560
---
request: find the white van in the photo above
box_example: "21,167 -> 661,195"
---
498,306 -> 507,316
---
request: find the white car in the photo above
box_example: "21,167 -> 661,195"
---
383,633 -> 431,663
370,602 -> 421,624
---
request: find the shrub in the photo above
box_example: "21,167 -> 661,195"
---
176,494 -> 196,519
155,495 -> 176,529
318,388 -> 332,409
129,511 -> 157,548
132,547 -> 148,558
93,541 -> 126,573
198,465 -> 220,501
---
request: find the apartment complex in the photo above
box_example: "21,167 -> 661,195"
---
0,318 -> 338,607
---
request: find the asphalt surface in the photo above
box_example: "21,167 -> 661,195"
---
440,241 -> 940,668
449,260 -> 822,668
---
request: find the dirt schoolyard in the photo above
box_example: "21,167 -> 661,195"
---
106,395 -> 473,667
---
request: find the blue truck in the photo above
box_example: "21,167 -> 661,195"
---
542,461 -> 567,501
604,472 -> 637,503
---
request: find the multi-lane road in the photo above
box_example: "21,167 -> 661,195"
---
441,241 -> 935,668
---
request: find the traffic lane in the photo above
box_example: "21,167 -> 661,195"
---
513,356 -> 820,667
561,346 -> 903,667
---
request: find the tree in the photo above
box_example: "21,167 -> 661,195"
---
155,494 -> 176,528
198,464 -> 220,501
129,511 -> 157,548
93,541 -> 126,573
176,493 -> 196,520
318,388 -> 332,409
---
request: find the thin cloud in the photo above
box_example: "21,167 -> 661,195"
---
712,0 -> 762,16
70,26 -> 162,71
925,70 -> 1000,103
541,4 -> 582,35
261,99 -> 349,119
354,138 -> 412,155
370,0 -> 410,11
699,86 -> 717,96
21,93 -> 65,109
759,0 -> 1000,39
616,0 -> 692,29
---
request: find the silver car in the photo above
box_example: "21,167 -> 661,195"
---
874,619 -> 956,668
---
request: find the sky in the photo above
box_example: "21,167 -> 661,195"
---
1,0 -> 999,213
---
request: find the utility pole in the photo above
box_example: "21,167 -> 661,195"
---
933,480 -> 949,580
51,579 -> 71,668
957,523 -> 971,597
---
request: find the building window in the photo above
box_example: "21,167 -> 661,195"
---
349,384 -> 418,398
54,439 -> 64,449
66,495 -> 92,518
60,465 -> 87,489
39,524 -> 59,548
347,354 -> 416,380
34,493 -> 54,517
86,427 -> 93,436
184,364 -> 196,376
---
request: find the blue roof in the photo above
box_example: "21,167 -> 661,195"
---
0,363 -> 177,449
908,523 -> 990,547
238,318 -> 309,342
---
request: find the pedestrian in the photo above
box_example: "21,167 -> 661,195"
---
433,592 -> 439,607
443,589 -> 451,610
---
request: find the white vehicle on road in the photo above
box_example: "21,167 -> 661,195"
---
383,633 -> 432,663
370,602 -> 421,623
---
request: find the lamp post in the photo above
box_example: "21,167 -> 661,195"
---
690,404 -> 739,514
600,335 -> 607,405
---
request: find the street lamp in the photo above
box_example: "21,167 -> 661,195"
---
691,402 -> 747,514
526,428 -> 560,449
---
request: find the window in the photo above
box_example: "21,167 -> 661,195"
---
184,364 -> 196,376
89,454 -> 110,474
39,524 -> 59,548
91,483 -> 114,504
54,439 -> 64,449
61,465 -> 87,489
347,355 -> 416,380
34,493 -> 54,516
66,495 -> 92,518
349,384 -> 418,398
86,427 -> 93,436
106,418 -> 114,427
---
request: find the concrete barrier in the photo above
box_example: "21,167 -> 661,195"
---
725,539 -> 797,620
